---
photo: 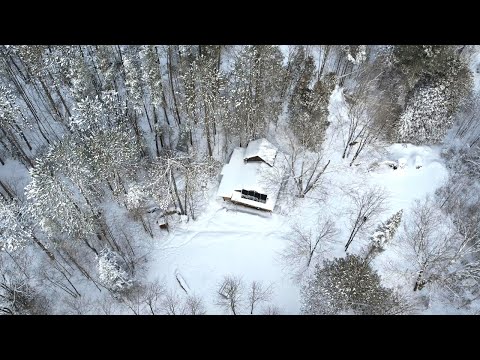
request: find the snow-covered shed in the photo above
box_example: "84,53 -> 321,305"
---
243,138 -> 278,167
217,138 -> 283,212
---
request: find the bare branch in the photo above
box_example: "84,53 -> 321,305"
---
280,215 -> 338,280
261,304 -> 282,315
344,186 -> 388,252
215,275 -> 244,315
184,294 -> 207,315
248,281 -> 274,315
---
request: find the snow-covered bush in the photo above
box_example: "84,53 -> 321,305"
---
125,184 -> 147,211
347,45 -> 367,65
0,199 -> 30,252
398,80 -> 452,144
97,249 -> 133,293
301,254 -> 408,315
371,209 -> 403,250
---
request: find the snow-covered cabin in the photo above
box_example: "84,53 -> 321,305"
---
217,138 -> 283,212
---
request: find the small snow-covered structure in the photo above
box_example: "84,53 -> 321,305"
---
217,138 -> 283,212
156,215 -> 169,230
415,155 -> 423,169
243,138 -> 278,167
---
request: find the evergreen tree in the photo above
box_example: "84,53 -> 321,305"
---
25,149 -> 97,243
288,69 -> 336,150
228,45 -> 284,146
371,209 -> 403,250
0,199 -> 30,252
97,248 -> 133,293
393,45 -> 472,144
398,79 -> 453,144
301,254 -> 407,314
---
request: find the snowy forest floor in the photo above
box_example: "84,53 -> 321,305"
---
145,87 -> 453,314
4,45 -> 480,315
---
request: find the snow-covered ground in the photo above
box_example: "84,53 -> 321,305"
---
147,199 -> 299,314
3,45 -> 480,315
145,47 -> 480,314
146,86 -> 451,314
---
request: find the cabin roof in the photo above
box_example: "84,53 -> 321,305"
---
243,138 -> 278,167
217,139 -> 284,212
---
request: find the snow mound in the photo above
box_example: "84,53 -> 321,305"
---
370,143 -> 448,208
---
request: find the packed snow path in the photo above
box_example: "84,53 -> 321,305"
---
146,141 -> 448,314
146,87 -> 450,314
148,200 -> 300,314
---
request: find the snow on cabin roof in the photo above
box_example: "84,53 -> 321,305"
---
218,148 -> 263,196
243,138 -> 278,167
217,142 -> 284,212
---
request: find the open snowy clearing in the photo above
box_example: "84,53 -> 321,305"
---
3,45 -> 479,315
147,199 -> 299,314
147,138 -> 449,314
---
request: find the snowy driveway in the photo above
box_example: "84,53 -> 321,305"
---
148,202 -> 300,314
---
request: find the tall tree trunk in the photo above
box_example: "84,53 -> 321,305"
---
204,105 -> 213,157
32,235 -> 55,261
169,168 -> 185,215
318,46 -> 331,80
167,46 -> 182,126
47,70 -> 72,119
0,180 -> 15,200
63,248 -> 102,292
154,46 -> 172,127
1,128 -> 34,168
143,102 -> 154,133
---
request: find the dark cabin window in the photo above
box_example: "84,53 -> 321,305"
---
240,189 -> 267,204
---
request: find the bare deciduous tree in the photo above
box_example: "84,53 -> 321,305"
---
120,284 -> 146,315
95,294 -> 120,315
344,186 -> 388,252
280,216 -> 338,279
388,194 -> 480,311
399,198 -> 480,298
63,295 -> 95,315
143,279 -> 166,315
0,250 -> 51,315
184,294 -> 207,315
215,275 -> 244,315
278,133 -> 331,199
161,290 -> 185,315
339,63 -> 391,166
119,279 -> 166,315
261,304 -> 282,315
158,291 -> 206,315
401,199 -> 455,292
247,281 -> 274,315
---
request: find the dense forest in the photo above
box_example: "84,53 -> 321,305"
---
1,45 -> 480,315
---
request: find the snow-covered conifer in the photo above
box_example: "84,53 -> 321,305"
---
0,199 -> 31,252
371,209 -> 403,250
97,248 -> 133,292
397,80 -> 451,144
301,254 -> 408,314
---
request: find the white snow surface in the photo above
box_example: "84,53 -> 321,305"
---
243,138 -> 278,167
147,199 -> 298,314
146,86 -> 451,314
217,141 -> 282,212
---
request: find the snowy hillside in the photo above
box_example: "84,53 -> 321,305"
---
146,86 -> 452,314
1,45 -> 479,315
